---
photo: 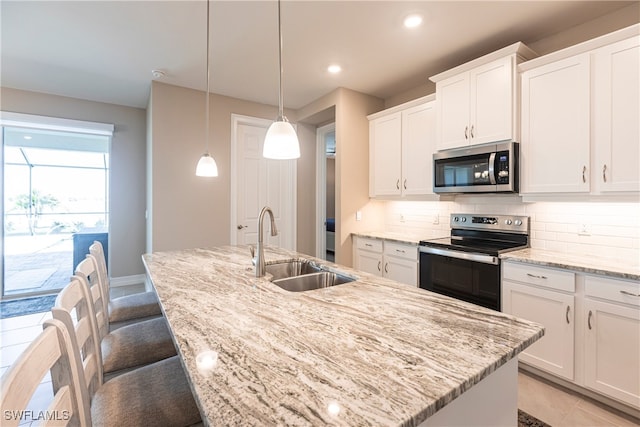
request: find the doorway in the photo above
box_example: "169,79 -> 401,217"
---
230,114 -> 296,250
315,123 -> 336,261
2,117 -> 111,300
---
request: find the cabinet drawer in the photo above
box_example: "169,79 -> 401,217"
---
384,241 -> 417,261
503,262 -> 575,292
356,237 -> 383,253
585,275 -> 640,307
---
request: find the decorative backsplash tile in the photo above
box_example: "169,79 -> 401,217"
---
382,197 -> 640,265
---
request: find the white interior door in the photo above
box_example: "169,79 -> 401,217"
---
231,115 -> 296,250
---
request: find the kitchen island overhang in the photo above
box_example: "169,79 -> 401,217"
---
143,245 -> 544,426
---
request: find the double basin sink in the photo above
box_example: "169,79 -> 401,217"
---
265,259 -> 355,292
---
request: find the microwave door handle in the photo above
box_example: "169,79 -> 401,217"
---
488,152 -> 497,185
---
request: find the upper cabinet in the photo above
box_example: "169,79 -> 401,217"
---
368,95 -> 436,198
520,25 -> 640,196
430,43 -> 537,151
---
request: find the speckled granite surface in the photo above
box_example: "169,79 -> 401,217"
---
352,231 -> 422,245
501,248 -> 640,282
143,245 -> 543,426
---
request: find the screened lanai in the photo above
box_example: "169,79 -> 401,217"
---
3,125 -> 110,298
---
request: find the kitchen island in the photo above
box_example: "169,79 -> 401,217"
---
143,246 -> 544,426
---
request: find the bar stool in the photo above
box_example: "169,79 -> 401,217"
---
71,256 -> 176,378
89,241 -> 161,330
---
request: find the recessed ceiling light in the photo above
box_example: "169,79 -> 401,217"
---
327,64 -> 342,74
403,14 -> 423,28
23,135 -> 32,140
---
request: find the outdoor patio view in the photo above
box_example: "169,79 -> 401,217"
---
3,126 -> 109,298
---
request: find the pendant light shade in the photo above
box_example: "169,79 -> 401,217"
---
196,153 -> 218,177
195,0 -> 219,177
263,0 -> 300,160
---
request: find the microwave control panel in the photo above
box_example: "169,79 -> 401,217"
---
495,151 -> 510,184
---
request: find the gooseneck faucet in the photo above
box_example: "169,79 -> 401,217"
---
255,206 -> 278,277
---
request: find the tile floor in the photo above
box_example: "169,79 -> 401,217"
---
1,284 -> 639,426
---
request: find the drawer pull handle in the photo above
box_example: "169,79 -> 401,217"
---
470,125 -> 475,139
365,243 -> 373,247
582,165 -> 587,183
377,261 -> 381,272
403,179 -> 407,190
588,310 -> 593,330
395,249 -> 406,253
464,126 -> 469,139
620,290 -> 640,297
566,306 -> 570,324
602,164 -> 607,183
384,262 -> 389,273
526,273 -> 547,280
396,179 -> 400,190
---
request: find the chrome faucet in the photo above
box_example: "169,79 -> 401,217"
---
255,206 -> 278,277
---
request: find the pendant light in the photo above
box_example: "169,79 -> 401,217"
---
263,0 -> 300,160
196,0 -> 219,177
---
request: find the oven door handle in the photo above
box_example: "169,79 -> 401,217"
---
419,246 -> 499,265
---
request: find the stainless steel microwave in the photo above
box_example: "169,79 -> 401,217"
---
433,141 -> 519,194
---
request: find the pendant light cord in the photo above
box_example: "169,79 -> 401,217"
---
205,0 -> 211,152
277,0 -> 284,120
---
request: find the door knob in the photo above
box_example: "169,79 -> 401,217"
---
237,225 -> 248,230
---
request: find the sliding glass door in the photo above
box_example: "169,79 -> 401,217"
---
2,125 -> 110,299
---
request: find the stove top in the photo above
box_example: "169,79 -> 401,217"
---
419,213 -> 530,256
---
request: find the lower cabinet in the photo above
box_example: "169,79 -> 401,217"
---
583,276 -> 640,408
502,263 -> 576,381
353,236 -> 418,286
502,261 -> 640,410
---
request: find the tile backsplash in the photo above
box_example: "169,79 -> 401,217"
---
383,196 -> 640,266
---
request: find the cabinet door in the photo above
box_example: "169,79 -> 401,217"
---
593,36 -> 640,193
584,298 -> 640,408
436,72 -> 470,150
370,113 -> 402,196
470,56 -> 514,145
401,102 -> 436,196
502,281 -> 575,380
355,250 -> 383,277
383,256 -> 418,286
521,53 -> 591,193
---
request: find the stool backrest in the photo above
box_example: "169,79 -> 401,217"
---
89,241 -> 110,306
74,255 -> 109,339
0,318 -> 89,427
52,275 -> 104,399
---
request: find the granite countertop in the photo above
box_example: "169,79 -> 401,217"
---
143,245 -> 543,426
352,231 -> 422,245
501,248 -> 640,282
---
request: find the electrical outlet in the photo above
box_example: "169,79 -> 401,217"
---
356,211 -> 362,221
578,223 -> 591,236
432,214 -> 439,225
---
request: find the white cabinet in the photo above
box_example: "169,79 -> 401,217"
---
436,56 -> 514,150
520,31 -> 640,195
583,276 -> 640,408
353,236 -> 418,286
593,37 -> 640,193
520,54 -> 591,193
502,263 -> 576,380
368,97 -> 436,198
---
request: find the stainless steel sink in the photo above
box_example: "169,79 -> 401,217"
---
272,271 -> 355,292
265,259 -> 355,292
265,260 -> 322,280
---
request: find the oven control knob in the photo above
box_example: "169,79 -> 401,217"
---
461,217 -> 467,222
454,216 -> 459,222
505,219 -> 513,225
514,219 -> 523,226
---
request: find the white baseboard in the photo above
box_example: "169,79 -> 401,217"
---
110,274 -> 146,288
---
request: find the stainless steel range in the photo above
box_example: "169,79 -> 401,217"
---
419,213 -> 530,311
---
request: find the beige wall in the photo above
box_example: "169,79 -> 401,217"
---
148,81 -> 311,252
294,122 -> 317,256
1,87 -> 147,278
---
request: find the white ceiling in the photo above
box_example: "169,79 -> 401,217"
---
1,1 -> 635,110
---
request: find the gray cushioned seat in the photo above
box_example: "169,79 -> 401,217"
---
101,317 -> 176,374
91,356 -> 201,427
108,291 -> 162,324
